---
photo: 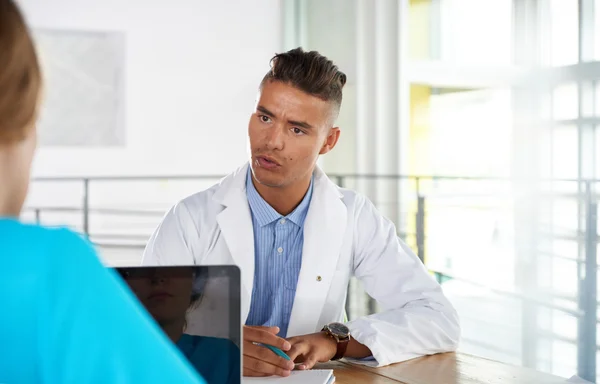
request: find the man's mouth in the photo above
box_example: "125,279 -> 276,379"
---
256,155 -> 281,169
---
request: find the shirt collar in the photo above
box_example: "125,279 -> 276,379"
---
246,168 -> 314,227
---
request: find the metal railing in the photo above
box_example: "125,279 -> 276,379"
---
24,173 -> 600,382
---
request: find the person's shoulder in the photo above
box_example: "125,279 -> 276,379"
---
0,218 -> 44,239
332,185 -> 387,226
316,169 -> 366,206
174,164 -> 248,217
335,185 -> 370,211
0,219 -> 48,264
0,219 -> 97,271
177,185 -> 219,211
338,186 -> 363,201
165,184 -> 222,229
48,226 -> 96,255
0,219 -> 88,251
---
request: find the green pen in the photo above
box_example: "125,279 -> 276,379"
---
259,343 -> 291,361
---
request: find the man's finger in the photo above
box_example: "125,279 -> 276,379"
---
244,326 -> 281,340
245,325 -> 280,335
244,342 -> 295,371
243,366 -> 269,377
297,354 -> 318,371
244,327 -> 291,351
244,355 -> 292,377
286,342 -> 309,363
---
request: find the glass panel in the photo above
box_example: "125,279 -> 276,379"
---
594,125 -> 600,178
551,198 -> 579,236
535,311 -> 579,376
539,129 -> 553,179
428,88 -> 512,177
549,339 -> 578,378
551,239 -> 579,262
550,0 -> 579,66
552,127 -> 579,179
408,0 -> 432,60
596,82 -> 600,116
552,257 -> 579,297
444,285 -> 522,365
596,0 -> 600,61
438,0 -> 513,65
552,83 -> 579,120
581,82 -> 595,117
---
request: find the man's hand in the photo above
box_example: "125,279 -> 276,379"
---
243,326 -> 295,377
286,332 -> 338,371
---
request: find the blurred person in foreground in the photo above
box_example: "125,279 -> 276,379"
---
0,1 -> 205,383
143,47 -> 461,377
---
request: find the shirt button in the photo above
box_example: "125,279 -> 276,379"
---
277,247 -> 283,253
280,219 -> 286,224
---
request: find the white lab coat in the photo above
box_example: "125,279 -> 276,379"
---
142,163 -> 460,367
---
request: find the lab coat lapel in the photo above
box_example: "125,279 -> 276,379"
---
214,164 -> 255,320
286,167 -> 347,336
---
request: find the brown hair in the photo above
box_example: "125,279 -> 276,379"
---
261,47 -> 346,119
0,0 -> 42,143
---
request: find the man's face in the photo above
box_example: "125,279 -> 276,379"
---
248,80 -> 340,189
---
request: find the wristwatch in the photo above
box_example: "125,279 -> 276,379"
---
321,322 -> 351,361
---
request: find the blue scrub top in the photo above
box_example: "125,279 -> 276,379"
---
0,218 -> 206,384
177,334 -> 241,384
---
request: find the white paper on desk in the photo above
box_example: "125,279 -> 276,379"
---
565,375 -> 593,383
243,370 -> 335,384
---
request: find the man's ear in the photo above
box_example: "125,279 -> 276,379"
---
319,127 -> 341,155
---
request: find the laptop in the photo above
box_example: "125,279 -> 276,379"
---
114,265 -> 241,384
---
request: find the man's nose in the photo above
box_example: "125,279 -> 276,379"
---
265,125 -> 284,150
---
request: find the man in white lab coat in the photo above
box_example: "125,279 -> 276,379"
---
142,48 -> 460,377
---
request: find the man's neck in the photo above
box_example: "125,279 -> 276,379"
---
252,176 -> 311,216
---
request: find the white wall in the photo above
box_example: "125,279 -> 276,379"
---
18,0 -> 282,177
16,0 -> 282,249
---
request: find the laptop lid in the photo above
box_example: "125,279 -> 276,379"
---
114,265 -> 241,384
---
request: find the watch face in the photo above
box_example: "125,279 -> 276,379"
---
328,322 -> 350,336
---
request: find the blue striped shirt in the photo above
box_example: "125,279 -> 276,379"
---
245,168 -> 314,337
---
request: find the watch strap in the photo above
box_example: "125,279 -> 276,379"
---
322,325 -> 351,361
331,336 -> 350,360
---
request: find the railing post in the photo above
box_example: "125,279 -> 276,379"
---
34,209 -> 41,225
416,193 -> 426,263
578,181 -> 597,382
83,178 -> 90,236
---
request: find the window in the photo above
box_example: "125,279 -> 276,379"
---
439,0 -> 513,65
550,0 -> 579,67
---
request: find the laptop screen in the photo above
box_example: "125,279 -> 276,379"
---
114,266 -> 241,384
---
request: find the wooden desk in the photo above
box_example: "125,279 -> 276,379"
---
317,352 -> 568,384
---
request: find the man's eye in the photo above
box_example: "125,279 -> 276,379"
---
260,115 -> 271,123
292,127 -> 305,135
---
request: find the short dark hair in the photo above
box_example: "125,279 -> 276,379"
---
261,47 -> 346,119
